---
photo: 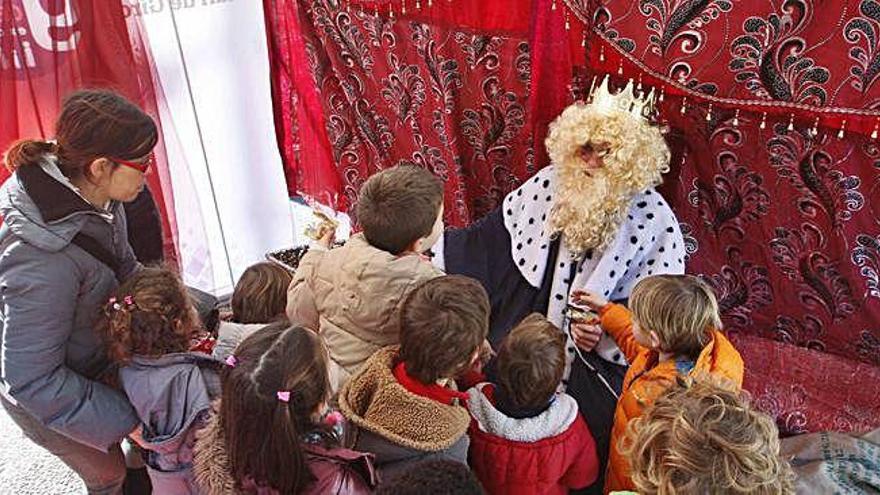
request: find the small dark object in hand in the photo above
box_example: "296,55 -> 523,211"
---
266,242 -> 344,272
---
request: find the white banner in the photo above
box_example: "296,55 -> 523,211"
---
133,0 -> 294,295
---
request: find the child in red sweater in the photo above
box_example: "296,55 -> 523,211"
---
466,313 -> 599,495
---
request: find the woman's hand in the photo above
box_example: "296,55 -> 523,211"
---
570,290 -> 609,311
571,321 -> 603,352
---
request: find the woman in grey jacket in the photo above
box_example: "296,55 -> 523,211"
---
0,90 -> 157,494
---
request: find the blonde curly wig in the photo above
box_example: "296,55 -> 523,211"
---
620,376 -> 795,495
545,102 -> 670,255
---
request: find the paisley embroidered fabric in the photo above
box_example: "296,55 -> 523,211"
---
266,0 -> 880,433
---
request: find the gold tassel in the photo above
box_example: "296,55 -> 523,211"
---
599,45 -> 605,63
552,0 -> 557,10
872,118 -> 879,139
786,114 -> 794,131
402,0 -> 407,15
617,60 -> 623,75
706,103 -> 713,122
837,119 -> 847,139
658,86 -> 665,103
587,75 -> 598,102
680,97 -> 688,115
810,117 -> 820,137
416,0 -> 421,10
428,0 -> 433,7
759,112 -> 767,129
732,109 -> 740,127
389,3 -> 395,19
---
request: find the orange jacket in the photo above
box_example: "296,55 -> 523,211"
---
600,303 -> 744,492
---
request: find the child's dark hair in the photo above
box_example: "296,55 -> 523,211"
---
376,459 -> 484,495
4,89 -> 157,178
97,267 -> 196,364
399,275 -> 490,383
497,313 -> 565,411
356,163 -> 443,254
231,262 -> 292,324
220,322 -> 331,493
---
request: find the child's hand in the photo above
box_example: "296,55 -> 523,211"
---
128,424 -> 148,448
571,322 -> 603,352
478,339 -> 495,366
571,290 -> 609,311
316,224 -> 337,250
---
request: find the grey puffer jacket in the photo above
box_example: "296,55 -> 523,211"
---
0,157 -> 139,451
120,352 -> 222,494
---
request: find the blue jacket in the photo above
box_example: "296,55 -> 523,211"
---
120,352 -> 222,494
0,157 -> 139,451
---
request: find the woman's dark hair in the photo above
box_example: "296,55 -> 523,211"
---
231,262 -> 293,324
97,267 -> 196,364
3,89 -> 158,179
220,322 -> 332,493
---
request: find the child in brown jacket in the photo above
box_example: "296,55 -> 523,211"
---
338,275 -> 489,481
287,164 -> 445,390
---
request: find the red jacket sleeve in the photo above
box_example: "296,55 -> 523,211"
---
561,415 -> 599,490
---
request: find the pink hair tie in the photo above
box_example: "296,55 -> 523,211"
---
276,391 -> 291,402
225,355 -> 237,368
123,295 -> 134,305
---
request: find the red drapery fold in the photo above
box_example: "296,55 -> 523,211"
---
0,0 -> 179,263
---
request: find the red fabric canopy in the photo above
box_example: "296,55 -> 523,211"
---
266,0 -> 880,433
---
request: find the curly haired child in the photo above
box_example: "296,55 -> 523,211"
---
619,376 -> 794,495
97,267 -> 223,494
572,274 -> 745,492
193,322 -> 377,494
212,261 -> 292,361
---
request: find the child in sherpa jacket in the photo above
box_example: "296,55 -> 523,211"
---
339,275 -> 489,480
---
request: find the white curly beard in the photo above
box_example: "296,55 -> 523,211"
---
549,158 -> 637,256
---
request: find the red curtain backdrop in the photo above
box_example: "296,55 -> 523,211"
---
268,0 -> 880,434
0,0 -> 178,263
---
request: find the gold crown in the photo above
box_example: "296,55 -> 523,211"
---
588,75 -> 656,122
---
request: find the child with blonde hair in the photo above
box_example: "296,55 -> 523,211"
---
212,261 -> 292,361
572,274 -> 744,492
287,163 -> 444,390
619,376 -> 794,495
97,267 -> 223,494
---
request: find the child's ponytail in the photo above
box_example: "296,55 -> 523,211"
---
96,268 -> 195,364
221,323 -> 332,493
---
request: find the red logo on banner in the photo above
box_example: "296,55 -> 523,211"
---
0,0 -> 80,78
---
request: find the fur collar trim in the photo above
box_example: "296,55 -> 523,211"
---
466,383 -> 579,443
338,347 -> 470,452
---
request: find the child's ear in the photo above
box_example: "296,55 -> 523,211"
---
648,330 -> 662,349
404,237 -> 423,254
